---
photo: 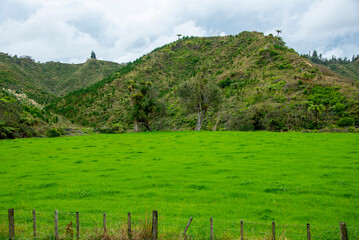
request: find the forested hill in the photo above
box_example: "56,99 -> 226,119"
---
0,53 -> 121,103
49,31 -> 359,132
304,52 -> 359,82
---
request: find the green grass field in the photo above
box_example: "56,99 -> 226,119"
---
0,132 -> 358,239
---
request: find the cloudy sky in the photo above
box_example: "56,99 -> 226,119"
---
0,0 -> 358,63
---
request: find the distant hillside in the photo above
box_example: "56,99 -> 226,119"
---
304,52 -> 359,81
0,53 -> 121,103
0,88 -> 80,139
50,31 -> 359,132
325,59 -> 359,81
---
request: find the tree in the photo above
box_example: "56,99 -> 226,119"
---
312,50 -> 318,58
178,69 -> 222,131
276,29 -> 282,37
127,80 -> 157,132
307,101 -> 325,127
90,50 -> 96,59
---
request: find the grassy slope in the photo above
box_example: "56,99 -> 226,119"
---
322,58 -> 359,82
52,32 -> 359,131
0,53 -> 121,103
0,132 -> 358,238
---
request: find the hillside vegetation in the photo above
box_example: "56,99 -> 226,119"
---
50,31 -> 359,132
0,53 -> 121,103
303,51 -> 359,81
0,88 -> 80,139
0,53 -> 121,138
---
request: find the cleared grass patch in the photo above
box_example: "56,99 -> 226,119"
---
0,131 -> 358,239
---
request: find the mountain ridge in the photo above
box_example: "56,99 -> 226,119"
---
49,31 -> 359,132
0,53 -> 121,103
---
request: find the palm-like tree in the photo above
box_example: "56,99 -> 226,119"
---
276,29 -> 282,37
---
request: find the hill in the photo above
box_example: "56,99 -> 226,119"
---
0,88 -> 81,139
321,58 -> 359,82
304,52 -> 359,82
0,53 -> 121,103
50,31 -> 359,132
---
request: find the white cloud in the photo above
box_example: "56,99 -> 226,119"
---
285,0 -> 359,57
0,0 -> 358,63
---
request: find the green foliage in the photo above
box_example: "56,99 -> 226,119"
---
47,127 -> 63,137
46,32 -> 359,132
90,50 -> 96,59
218,77 -> 231,88
277,62 -> 293,69
307,86 -> 344,106
127,79 -> 157,131
304,50 -> 359,81
257,48 -> 279,65
332,102 -> 346,116
0,89 -> 72,139
178,70 -> 222,130
0,52 -> 120,102
0,120 -> 14,139
337,117 -> 355,127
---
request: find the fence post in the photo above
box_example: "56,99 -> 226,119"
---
33,210 -> 36,237
55,210 -> 59,239
151,210 -> 158,240
76,212 -> 80,240
307,223 -> 311,240
128,212 -> 132,240
103,213 -> 107,233
240,220 -> 244,240
339,222 -> 348,240
272,221 -> 275,240
8,208 -> 14,240
182,217 -> 193,239
210,217 -> 214,240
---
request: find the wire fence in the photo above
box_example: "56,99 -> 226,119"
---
0,208 -> 358,239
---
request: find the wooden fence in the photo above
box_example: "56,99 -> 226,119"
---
4,208 -> 352,240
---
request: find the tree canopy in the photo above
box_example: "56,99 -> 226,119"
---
178,69 -> 222,131
90,50 -> 96,59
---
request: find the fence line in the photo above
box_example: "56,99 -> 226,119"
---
0,208 -> 355,240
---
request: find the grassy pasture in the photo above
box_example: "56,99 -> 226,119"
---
0,131 -> 358,239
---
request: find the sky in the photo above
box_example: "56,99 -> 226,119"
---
0,0 -> 358,63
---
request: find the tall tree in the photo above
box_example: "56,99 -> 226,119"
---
276,29 -> 282,37
127,80 -> 157,132
90,50 -> 96,59
178,69 -> 222,131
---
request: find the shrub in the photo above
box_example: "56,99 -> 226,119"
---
47,128 -> 61,137
332,103 -> 346,115
218,77 -> 231,88
337,117 -> 354,127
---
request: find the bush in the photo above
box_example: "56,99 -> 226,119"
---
218,77 -> 231,88
0,121 -> 15,139
337,117 -> 354,127
47,128 -> 61,137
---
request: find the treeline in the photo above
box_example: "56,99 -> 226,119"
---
302,50 -> 359,65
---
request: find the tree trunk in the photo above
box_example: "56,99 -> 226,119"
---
144,120 -> 152,132
134,120 -> 140,132
213,112 -> 221,131
195,110 -> 203,131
